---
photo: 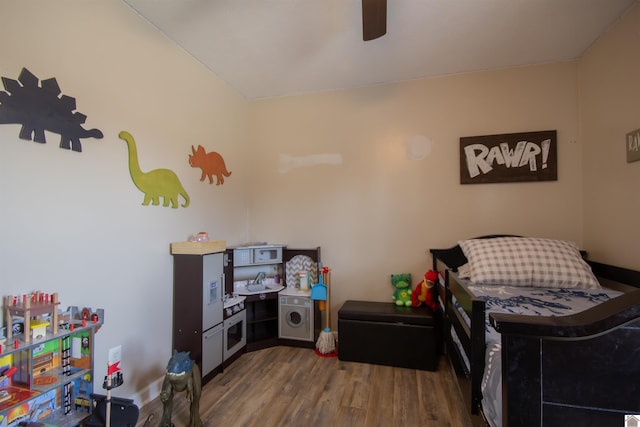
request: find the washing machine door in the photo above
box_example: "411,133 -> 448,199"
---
286,308 -> 304,328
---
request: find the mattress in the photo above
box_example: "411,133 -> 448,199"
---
450,280 -> 622,427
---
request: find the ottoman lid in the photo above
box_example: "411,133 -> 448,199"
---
338,300 -> 435,326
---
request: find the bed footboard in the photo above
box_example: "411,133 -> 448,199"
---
491,289 -> 640,426
443,270 -> 487,416
433,241 -> 497,423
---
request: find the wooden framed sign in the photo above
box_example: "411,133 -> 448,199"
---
460,130 -> 557,184
626,128 -> 640,163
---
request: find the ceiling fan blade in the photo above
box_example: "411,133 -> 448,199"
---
362,0 -> 387,41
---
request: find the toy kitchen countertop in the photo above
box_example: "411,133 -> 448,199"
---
224,295 -> 246,309
279,287 -> 311,297
234,275 -> 285,296
234,284 -> 284,296
233,284 -> 311,297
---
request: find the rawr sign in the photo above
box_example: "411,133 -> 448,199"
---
626,128 -> 640,163
460,130 -> 557,184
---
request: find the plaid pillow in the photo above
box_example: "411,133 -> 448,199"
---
457,237 -> 601,289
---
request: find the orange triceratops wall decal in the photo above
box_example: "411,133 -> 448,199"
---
189,145 -> 232,185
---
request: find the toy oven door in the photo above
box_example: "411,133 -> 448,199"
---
223,309 -> 246,361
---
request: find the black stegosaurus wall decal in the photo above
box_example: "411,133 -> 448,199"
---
0,67 -> 103,152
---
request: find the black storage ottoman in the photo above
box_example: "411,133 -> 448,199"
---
338,300 -> 439,371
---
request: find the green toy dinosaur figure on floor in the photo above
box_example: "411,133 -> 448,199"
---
160,350 -> 202,427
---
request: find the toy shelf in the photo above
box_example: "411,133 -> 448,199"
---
29,366 -> 92,395
0,305 -> 103,427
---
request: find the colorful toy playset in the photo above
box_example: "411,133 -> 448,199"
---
1,291 -> 104,427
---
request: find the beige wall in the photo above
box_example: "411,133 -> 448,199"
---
248,61 -> 584,317
0,1 -> 250,402
579,4 -> 640,270
1,0 -> 636,406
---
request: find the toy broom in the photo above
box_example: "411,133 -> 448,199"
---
313,266 -> 336,356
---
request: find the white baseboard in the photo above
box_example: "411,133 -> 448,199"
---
131,375 -> 164,408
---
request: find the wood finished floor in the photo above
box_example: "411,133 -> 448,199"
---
136,346 -> 472,427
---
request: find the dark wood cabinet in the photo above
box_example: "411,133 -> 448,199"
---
223,249 -> 234,296
173,255 -> 203,358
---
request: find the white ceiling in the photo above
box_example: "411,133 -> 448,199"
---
123,0 -> 636,100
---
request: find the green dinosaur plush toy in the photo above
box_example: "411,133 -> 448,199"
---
391,273 -> 412,307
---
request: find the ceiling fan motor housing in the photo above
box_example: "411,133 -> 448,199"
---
362,0 -> 387,41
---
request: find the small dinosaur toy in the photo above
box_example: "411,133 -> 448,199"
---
411,270 -> 438,311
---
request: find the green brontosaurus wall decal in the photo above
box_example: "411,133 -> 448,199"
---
119,131 -> 190,209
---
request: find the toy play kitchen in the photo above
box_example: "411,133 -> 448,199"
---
228,244 -> 322,351
171,239 -> 322,383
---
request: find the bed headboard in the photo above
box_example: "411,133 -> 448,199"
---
588,260 -> 640,289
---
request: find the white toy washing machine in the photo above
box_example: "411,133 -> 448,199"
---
279,295 -> 314,341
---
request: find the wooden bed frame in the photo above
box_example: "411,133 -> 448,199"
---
430,237 -> 640,426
